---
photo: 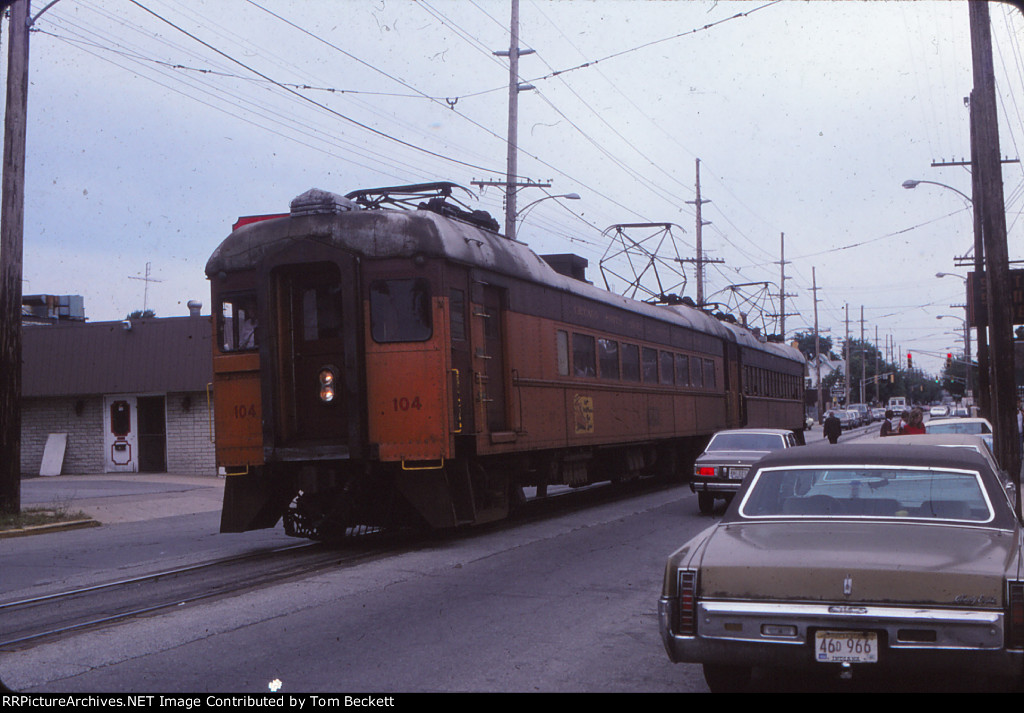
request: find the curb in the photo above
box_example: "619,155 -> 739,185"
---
0,518 -> 101,539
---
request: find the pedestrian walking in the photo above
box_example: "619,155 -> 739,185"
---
879,410 -> 895,437
823,411 -> 841,444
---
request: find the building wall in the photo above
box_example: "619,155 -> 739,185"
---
20,391 -> 217,476
166,390 -> 217,475
21,396 -> 105,475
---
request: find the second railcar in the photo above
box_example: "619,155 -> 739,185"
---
206,184 -> 805,539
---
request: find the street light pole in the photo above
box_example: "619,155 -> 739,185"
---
515,192 -> 580,231
936,274 -> 973,400
901,179 -> 972,205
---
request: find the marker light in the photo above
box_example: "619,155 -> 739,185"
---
319,366 -> 338,403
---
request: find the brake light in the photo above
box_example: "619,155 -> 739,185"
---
677,570 -> 698,636
1007,581 -> 1024,648
695,466 -> 716,477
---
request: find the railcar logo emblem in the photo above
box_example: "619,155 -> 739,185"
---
573,394 -> 594,434
843,575 -> 853,597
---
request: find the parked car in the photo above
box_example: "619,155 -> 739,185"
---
925,416 -> 992,436
882,433 -> 1009,498
929,404 -> 950,418
690,428 -> 801,514
924,417 -> 994,452
659,443 -> 1024,691
849,403 -> 871,424
870,407 -> 887,422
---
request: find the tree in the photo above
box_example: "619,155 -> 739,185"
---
792,330 -> 835,360
126,309 -> 155,320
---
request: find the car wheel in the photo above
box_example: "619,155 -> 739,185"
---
698,492 -> 715,514
702,663 -> 752,692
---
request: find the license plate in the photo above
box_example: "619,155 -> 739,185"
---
727,467 -> 748,480
815,630 -> 878,663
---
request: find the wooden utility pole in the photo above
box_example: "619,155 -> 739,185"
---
812,267 -> 822,416
860,306 -> 866,404
968,90 -> 992,418
778,233 -> 787,340
0,0 -> 30,515
685,159 -> 713,305
844,304 -> 850,407
969,0 -> 1020,495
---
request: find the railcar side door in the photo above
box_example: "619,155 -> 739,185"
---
273,262 -> 353,446
477,284 -> 509,433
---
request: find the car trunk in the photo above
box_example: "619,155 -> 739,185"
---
698,520 -> 1016,607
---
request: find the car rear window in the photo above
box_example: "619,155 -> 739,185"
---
739,466 -> 994,523
706,433 -> 785,452
926,422 -> 988,435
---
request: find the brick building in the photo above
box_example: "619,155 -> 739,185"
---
20,309 -> 215,476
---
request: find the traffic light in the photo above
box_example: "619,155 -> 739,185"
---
907,352 -> 912,369
946,353 -> 953,369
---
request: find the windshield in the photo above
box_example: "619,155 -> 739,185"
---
706,433 -> 785,452
739,465 -> 993,523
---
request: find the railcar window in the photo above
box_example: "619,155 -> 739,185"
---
660,351 -> 675,385
450,289 -> 466,341
301,284 -> 343,341
675,354 -> 690,386
704,359 -> 716,389
219,293 -> 258,352
370,278 -> 432,343
573,333 -> 597,377
556,330 -> 570,376
690,355 -> 704,388
642,347 -> 658,383
598,338 -> 619,380
621,344 -> 640,381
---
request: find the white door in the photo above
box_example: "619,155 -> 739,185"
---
103,395 -> 138,473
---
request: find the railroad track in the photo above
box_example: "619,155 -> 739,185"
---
0,538 -> 403,651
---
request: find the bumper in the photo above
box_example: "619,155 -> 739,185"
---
658,596 -> 1024,678
690,478 -> 743,494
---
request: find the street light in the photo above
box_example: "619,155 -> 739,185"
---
514,192 -> 580,234
902,179 -> 972,206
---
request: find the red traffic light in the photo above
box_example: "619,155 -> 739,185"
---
907,352 -> 913,368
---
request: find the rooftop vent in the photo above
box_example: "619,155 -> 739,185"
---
290,188 -> 358,217
541,254 -> 589,282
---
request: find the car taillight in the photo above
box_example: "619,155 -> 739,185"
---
695,466 -> 716,477
1007,581 -> 1024,648
677,569 -> 698,636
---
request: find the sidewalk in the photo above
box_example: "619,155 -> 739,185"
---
6,472 -> 225,536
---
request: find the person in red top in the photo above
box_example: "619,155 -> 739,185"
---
900,407 -> 926,435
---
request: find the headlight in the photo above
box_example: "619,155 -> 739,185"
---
318,366 -> 338,403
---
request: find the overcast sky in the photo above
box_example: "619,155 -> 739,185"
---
10,0 -> 1024,375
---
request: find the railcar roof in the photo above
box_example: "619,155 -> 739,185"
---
206,189 -> 803,364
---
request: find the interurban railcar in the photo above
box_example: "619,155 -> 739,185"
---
206,184 -> 805,539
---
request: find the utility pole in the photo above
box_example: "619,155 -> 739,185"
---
778,232 -> 795,340
875,325 -> 880,404
969,0 -> 1020,494
860,306 -> 866,405
494,0 -> 537,239
0,0 -> 30,515
812,267 -> 822,417
685,159 -> 715,306
844,304 -> 850,407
